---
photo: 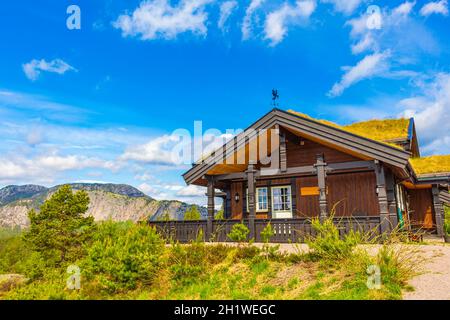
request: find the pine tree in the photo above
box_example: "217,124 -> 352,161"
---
184,206 -> 201,220
24,185 -> 95,265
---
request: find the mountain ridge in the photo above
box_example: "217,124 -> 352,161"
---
0,183 -> 206,228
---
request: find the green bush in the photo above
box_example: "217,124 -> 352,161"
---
374,244 -> 417,296
307,217 -> 361,262
214,209 -> 224,220
444,206 -> 450,236
227,223 -> 250,243
82,221 -> 165,293
260,223 -> 280,260
260,223 -> 274,243
0,232 -> 46,280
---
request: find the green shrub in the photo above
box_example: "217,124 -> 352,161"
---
82,221 -> 165,293
0,232 -> 46,280
307,217 -> 361,262
260,223 -> 280,260
168,242 -> 206,286
260,223 -> 274,243
214,209 -> 224,220
444,206 -> 450,235
227,223 -> 250,243
374,244 -> 418,296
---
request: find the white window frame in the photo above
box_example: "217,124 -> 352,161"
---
271,185 -> 293,219
256,187 -> 268,212
246,187 -> 269,213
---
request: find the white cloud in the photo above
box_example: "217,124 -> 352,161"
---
113,0 -> 212,40
26,127 -> 44,146
120,134 -> 185,165
264,0 -> 316,46
138,182 -> 160,195
22,59 -> 76,81
420,0 -> 448,16
346,2 -> 417,55
176,184 -> 206,197
398,72 -> 450,154
242,0 -> 265,40
393,1 -> 416,16
134,172 -> 154,181
328,51 -> 391,97
321,0 -> 362,15
0,153 -> 119,183
351,34 -> 375,54
218,0 -> 238,31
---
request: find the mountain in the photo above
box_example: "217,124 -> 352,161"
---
0,183 -> 207,229
0,185 -> 48,205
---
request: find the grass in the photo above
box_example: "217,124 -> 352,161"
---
409,155 -> 450,175
0,218 -> 420,300
287,109 -> 409,148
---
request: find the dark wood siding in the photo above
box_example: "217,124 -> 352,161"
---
286,137 -> 359,168
408,189 -> 434,229
230,182 -> 243,219
327,171 -> 379,216
295,176 -> 320,218
293,172 -> 379,218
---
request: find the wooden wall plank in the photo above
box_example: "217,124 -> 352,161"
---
408,188 -> 435,229
326,171 -> 379,216
231,182 -> 244,219
286,137 -> 359,168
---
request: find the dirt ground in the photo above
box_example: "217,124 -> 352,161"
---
214,241 -> 450,300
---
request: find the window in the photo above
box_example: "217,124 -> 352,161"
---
256,187 -> 268,212
246,187 -> 268,212
271,186 -> 292,218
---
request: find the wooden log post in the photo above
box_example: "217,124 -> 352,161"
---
374,161 -> 390,234
246,161 -> 257,240
206,175 -> 215,241
432,185 -> 444,237
315,154 -> 328,222
385,169 -> 399,229
279,130 -> 287,173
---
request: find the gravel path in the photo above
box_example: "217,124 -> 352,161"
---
403,244 -> 450,300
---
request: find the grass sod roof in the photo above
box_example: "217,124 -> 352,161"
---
409,155 -> 450,175
287,110 -> 409,149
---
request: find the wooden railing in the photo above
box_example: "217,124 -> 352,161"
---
149,216 -> 381,243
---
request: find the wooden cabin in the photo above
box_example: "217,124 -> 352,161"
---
156,108 -> 450,242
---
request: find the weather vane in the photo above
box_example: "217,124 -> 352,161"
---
271,89 -> 279,107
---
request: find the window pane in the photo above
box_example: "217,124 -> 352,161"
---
272,186 -> 291,212
257,187 -> 268,211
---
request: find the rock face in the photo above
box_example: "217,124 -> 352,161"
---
0,183 -> 207,229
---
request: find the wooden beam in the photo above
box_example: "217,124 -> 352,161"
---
432,185 -> 444,237
375,161 -> 390,234
315,154 -> 328,221
214,160 -> 374,181
246,161 -> 257,239
279,129 -> 287,172
385,169 -> 399,228
327,161 -> 374,171
206,175 -> 215,241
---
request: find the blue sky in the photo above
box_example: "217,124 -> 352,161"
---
1,0 -> 449,205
